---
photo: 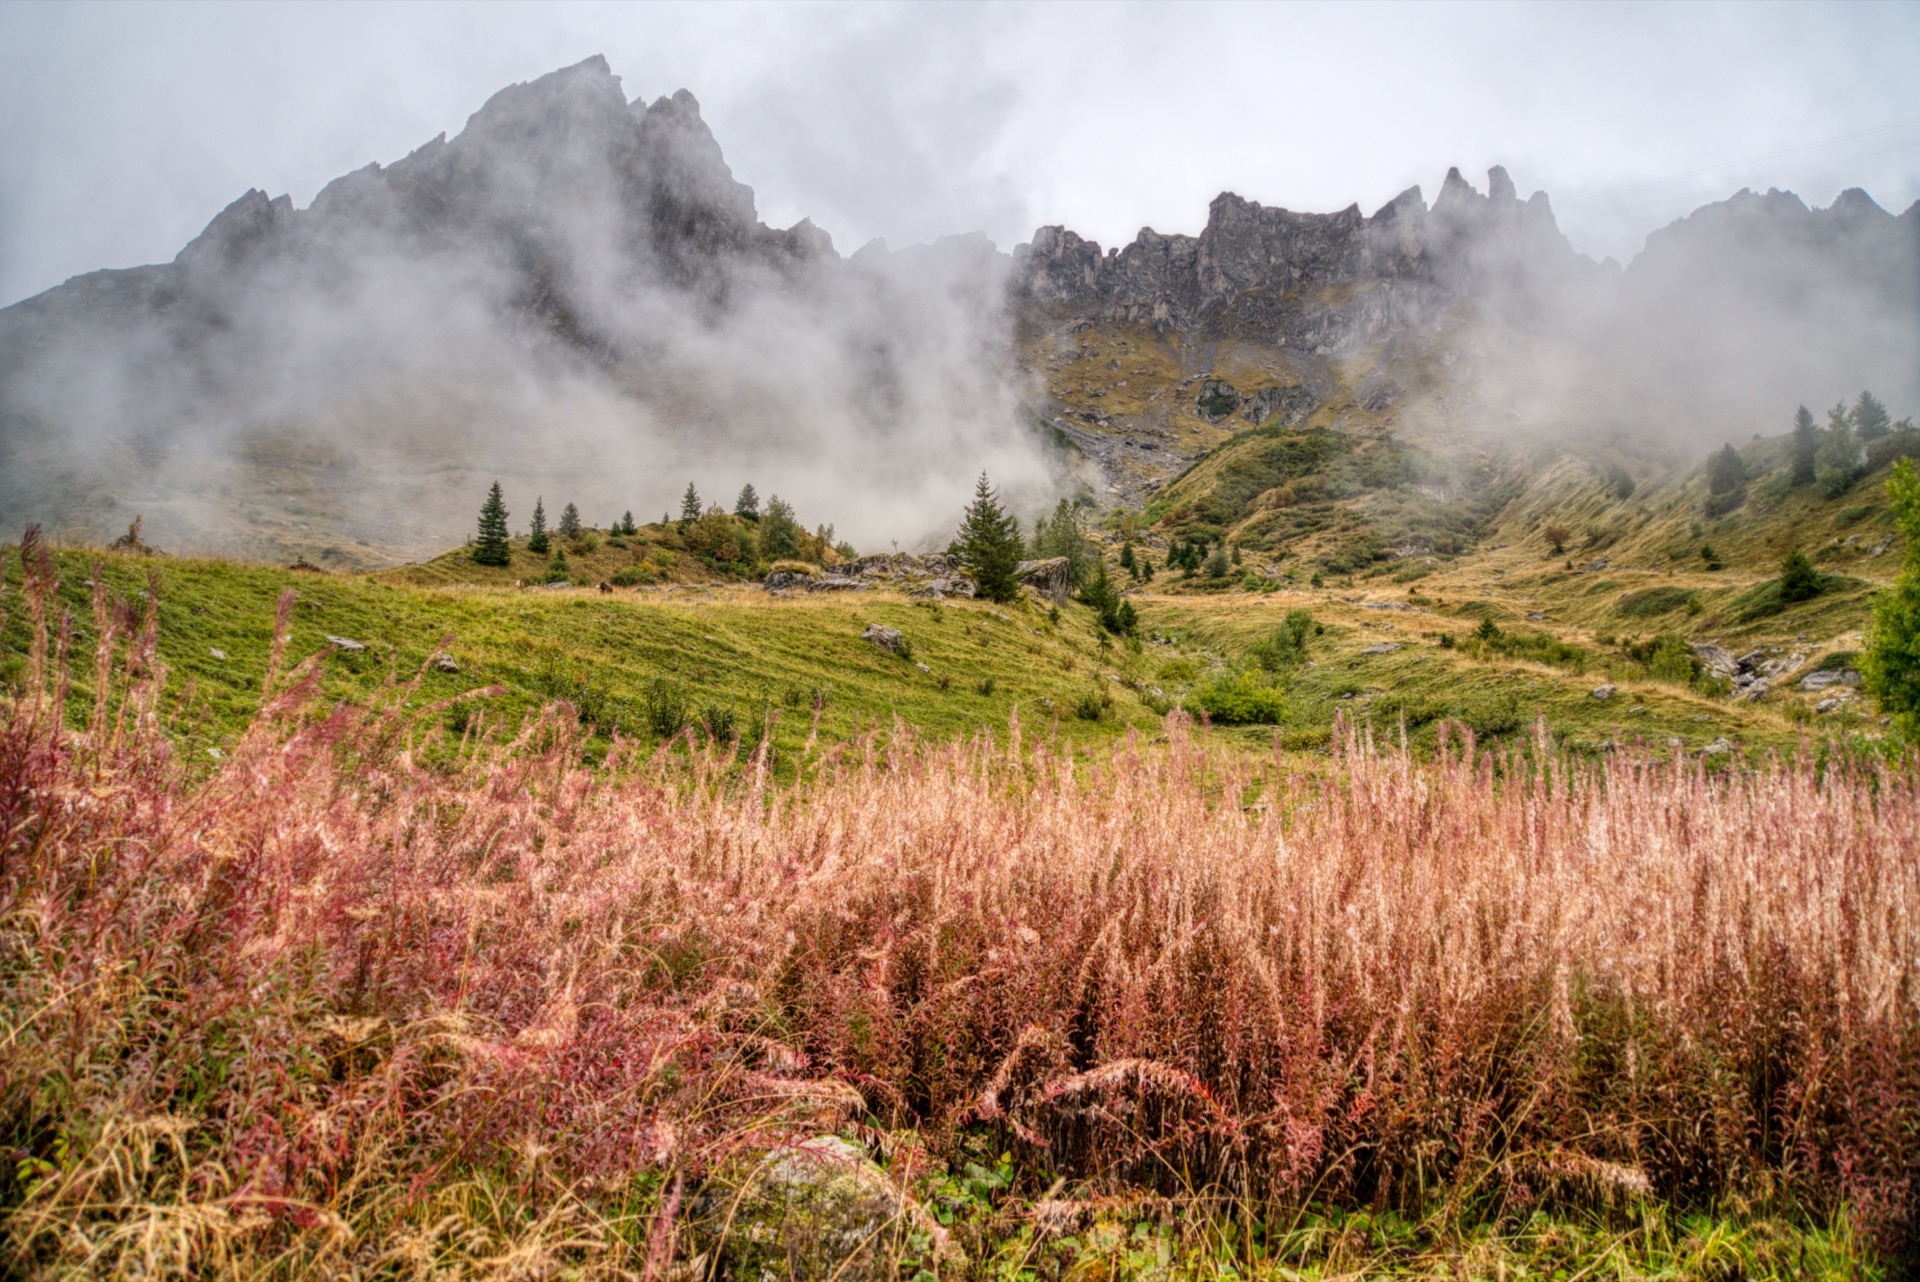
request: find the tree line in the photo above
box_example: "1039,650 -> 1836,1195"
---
470,481 -> 850,573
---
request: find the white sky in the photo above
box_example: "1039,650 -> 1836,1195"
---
2,0 -> 1917,307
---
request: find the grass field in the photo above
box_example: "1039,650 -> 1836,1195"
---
3,554 -> 1915,1278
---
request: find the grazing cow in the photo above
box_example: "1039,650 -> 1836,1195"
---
598,581 -> 613,595
513,579 -> 525,589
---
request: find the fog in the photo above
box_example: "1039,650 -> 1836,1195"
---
0,59 -> 1072,561
1,5 -> 1917,562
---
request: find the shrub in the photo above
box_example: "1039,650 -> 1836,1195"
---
1617,586 -> 1699,618
1249,609 -> 1319,672
643,676 -> 690,738
1779,548 -> 1822,603
1072,687 -> 1111,721
1190,670 -> 1289,724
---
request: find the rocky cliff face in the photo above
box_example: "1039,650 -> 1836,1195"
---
1011,167 -> 1919,504
1014,166 -> 1586,352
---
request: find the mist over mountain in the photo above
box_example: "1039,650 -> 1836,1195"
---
0,57 -> 1061,564
1013,165 -> 1919,494
1,54 -> 1915,565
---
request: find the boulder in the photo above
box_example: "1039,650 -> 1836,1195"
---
1799,670 -> 1844,692
1701,737 -> 1733,757
1359,642 -> 1401,655
1691,644 -> 1738,678
861,624 -> 906,654
1016,557 -> 1072,602
1589,684 -> 1616,701
701,1135 -> 958,1282
429,650 -> 460,673
325,635 -> 367,653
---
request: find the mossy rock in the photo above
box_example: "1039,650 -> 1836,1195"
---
697,1136 -> 957,1281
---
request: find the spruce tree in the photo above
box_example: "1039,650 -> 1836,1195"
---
558,502 -> 581,538
1853,390 -> 1891,443
1864,459 -> 1920,742
1790,405 -> 1819,486
527,497 -> 550,554
679,483 -> 702,528
473,481 -> 511,567
1779,548 -> 1822,603
620,511 -> 636,536
952,473 -> 1023,603
734,483 -> 760,521
1817,406 -> 1861,497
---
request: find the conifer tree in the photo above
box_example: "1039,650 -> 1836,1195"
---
734,483 -> 760,521
952,473 -> 1023,603
1853,390 -> 1891,443
527,496 -> 550,554
1817,405 -> 1862,497
558,502 -> 581,538
619,511 -> 636,536
679,483 -> 702,528
473,481 -> 511,566
1790,406 -> 1819,486
1779,547 -> 1822,603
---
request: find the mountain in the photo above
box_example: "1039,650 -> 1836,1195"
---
0,57 -> 1057,566
2,55 -> 1915,565
1011,169 -> 1920,506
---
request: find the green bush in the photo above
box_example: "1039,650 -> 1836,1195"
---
1616,586 -> 1699,618
1191,671 -> 1290,724
644,677 -> 690,739
1249,609 -> 1320,672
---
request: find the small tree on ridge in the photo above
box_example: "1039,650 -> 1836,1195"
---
473,481 -> 511,567
953,473 -> 1023,603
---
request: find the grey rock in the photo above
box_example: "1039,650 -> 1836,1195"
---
1691,644 -> 1738,678
702,1135 -> 959,1281
208,647 -> 227,661
1799,670 -> 1844,692
1016,557 -> 1073,602
1742,679 -> 1772,701
861,624 -> 906,654
325,635 -> 367,653
429,650 -> 460,673
1589,684 -> 1616,701
1359,642 -> 1402,655
1701,737 -> 1733,757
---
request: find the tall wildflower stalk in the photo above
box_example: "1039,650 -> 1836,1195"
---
1,545 -> 1916,1276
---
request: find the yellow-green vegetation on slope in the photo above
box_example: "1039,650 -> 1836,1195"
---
0,544 -> 1181,774
1133,588 -> 1852,759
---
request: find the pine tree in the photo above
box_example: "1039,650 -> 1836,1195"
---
1817,405 -> 1861,498
679,483 -> 702,529
734,483 -> 760,521
1864,459 -> 1920,742
1790,405 -> 1819,486
1779,548 -> 1822,603
620,511 -> 636,536
952,473 -> 1023,603
527,496 -> 550,554
558,502 -> 581,538
1119,542 -> 1137,576
473,481 -> 511,566
1853,390 -> 1891,443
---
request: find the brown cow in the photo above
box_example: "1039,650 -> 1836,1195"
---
597,581 -> 613,595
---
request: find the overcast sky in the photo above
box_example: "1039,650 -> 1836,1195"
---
2,0 -> 1917,308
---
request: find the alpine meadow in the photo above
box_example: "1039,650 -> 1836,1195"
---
3,8 -> 1920,1279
